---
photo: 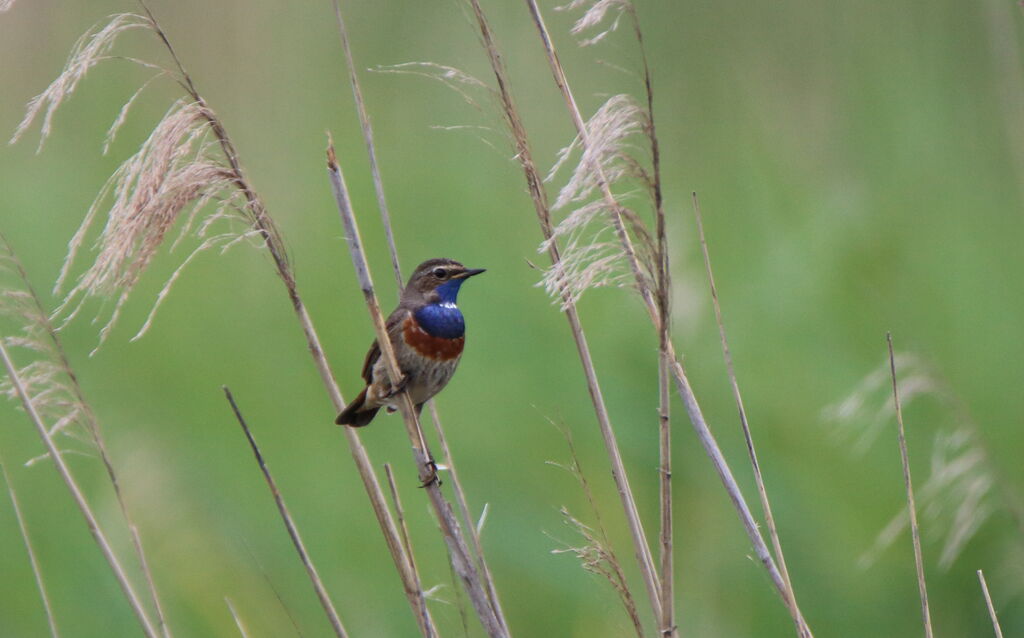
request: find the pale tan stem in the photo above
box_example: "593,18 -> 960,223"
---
384,463 -> 437,638
224,387 -> 349,638
467,0 -> 659,625
328,144 -> 507,637
524,0 -> 808,625
136,7 -> 432,626
0,458 -> 60,638
693,194 -> 811,638
0,342 -> 159,638
977,569 -> 1004,638
887,333 -> 934,638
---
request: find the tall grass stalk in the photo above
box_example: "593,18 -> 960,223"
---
693,193 -> 810,637
977,569 -> 1004,638
330,3 -> 507,624
223,387 -> 350,638
521,0 -> 803,619
886,333 -> 934,638
0,234 -> 172,637
0,342 -> 159,638
0,458 -> 60,638
464,0 -> 660,627
11,4 -> 433,627
326,142 -> 508,637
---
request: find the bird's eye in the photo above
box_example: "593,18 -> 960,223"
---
432,267 -> 448,279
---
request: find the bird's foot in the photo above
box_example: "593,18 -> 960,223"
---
383,375 -> 408,400
419,459 -> 441,488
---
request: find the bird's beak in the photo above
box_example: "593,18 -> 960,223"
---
456,268 -> 486,279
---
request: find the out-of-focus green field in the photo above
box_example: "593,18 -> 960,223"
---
1,1 -> 1022,636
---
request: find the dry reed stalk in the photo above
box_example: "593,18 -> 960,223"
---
549,425 -> 644,637
692,194 -> 810,638
224,598 -> 251,638
0,236 -> 171,636
524,0 -> 803,619
656,352 -> 674,637
886,333 -> 934,638
426,402 -> 507,627
383,463 -> 436,638
0,458 -> 60,638
329,4 -> 507,625
223,387 -> 349,638
0,342 -> 159,638
13,6 -> 432,627
977,569 -> 1004,638
143,9 -> 432,626
331,0 -> 402,291
326,143 -> 507,637
463,0 -> 662,627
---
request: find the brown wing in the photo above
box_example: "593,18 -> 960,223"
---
359,308 -> 408,384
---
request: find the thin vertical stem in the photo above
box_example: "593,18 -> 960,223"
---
327,6 -> 507,623
0,233 -> 172,638
223,387 -> 349,638
502,0 -> 663,623
0,342 -> 159,638
0,458 -> 60,638
384,463 -> 436,638
327,143 -> 507,637
224,598 -> 251,638
521,0 -> 798,619
692,194 -> 810,638
426,402 -> 508,630
977,569 -> 1004,638
886,333 -> 934,638
657,352 -> 674,637
331,0 -> 403,291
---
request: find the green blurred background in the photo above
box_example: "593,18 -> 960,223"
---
2,0 -> 1022,635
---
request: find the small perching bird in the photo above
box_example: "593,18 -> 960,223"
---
336,258 -> 485,427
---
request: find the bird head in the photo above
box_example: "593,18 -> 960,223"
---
404,258 -> 485,305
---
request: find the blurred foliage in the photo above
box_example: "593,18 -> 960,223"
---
1,0 -> 1023,636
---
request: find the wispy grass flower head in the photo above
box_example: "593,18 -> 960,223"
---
12,12 -> 282,352
825,353 -> 1001,569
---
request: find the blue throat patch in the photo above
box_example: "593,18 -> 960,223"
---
414,303 -> 465,339
414,278 -> 467,339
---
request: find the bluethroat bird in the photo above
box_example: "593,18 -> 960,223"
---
335,258 -> 485,427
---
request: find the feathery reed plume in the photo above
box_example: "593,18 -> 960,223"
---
541,93 -> 656,308
331,6 -> 508,625
0,0 -> 14,12
0,457 -> 60,638
825,353 -> 1002,570
326,142 -> 508,638
977,569 -> 1004,638
12,7 -> 432,627
0,235 -> 171,637
53,99 -> 252,350
0,341 -> 160,638
10,13 -> 151,151
463,0 -> 661,625
692,194 -> 809,637
886,333 -> 934,638
223,387 -> 350,638
547,426 -> 644,637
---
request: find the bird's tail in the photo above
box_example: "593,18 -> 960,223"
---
335,387 -> 380,427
